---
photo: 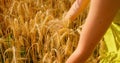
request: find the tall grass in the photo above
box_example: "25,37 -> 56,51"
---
0,0 -> 99,63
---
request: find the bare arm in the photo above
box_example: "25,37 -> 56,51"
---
64,0 -> 89,21
66,0 -> 120,63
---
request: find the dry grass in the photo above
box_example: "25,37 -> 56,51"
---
0,0 -> 99,63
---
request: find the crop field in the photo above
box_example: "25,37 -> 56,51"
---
0,0 -> 104,63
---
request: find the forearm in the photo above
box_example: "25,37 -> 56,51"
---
66,0 -> 120,63
64,0 -> 89,21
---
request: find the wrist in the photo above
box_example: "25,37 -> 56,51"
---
66,49 -> 86,63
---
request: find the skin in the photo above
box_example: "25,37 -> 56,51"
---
65,0 -> 120,63
64,0 -> 89,21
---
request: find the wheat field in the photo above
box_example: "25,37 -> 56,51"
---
0,0 -> 100,63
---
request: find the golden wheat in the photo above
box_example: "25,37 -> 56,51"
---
0,0 -> 99,63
